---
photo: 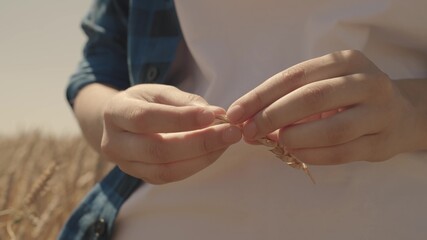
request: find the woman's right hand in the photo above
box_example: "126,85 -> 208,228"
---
100,84 -> 242,184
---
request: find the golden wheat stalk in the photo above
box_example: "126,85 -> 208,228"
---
6,219 -> 16,240
0,172 -> 14,211
32,196 -> 60,238
0,131 -> 113,239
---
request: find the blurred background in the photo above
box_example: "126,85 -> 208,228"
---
0,2 -> 114,239
0,0 -> 91,136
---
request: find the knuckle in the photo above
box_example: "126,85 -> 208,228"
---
340,49 -> 366,72
343,49 -> 364,62
151,85 -> 175,102
200,136 -> 215,153
260,109 -> 277,132
125,108 -> 140,122
248,90 -> 266,110
127,105 -> 145,122
300,84 -> 331,109
280,65 -> 306,90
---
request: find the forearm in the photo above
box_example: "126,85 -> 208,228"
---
73,83 -> 119,153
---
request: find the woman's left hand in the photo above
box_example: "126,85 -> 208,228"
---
227,50 -> 427,165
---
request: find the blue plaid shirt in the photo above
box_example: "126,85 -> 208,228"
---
59,0 -> 182,239
66,0 -> 182,106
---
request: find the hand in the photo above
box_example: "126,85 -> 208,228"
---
101,84 -> 242,184
227,50 -> 427,165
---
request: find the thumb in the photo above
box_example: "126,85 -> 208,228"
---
157,86 -> 225,114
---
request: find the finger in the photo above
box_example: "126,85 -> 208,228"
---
106,97 -> 224,133
278,106 -> 383,148
101,124 -> 242,164
289,134 -> 383,165
128,84 -> 218,108
244,131 -> 279,145
242,73 -> 371,139
119,148 -> 226,184
227,50 -> 373,124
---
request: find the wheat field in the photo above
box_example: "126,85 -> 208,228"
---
0,131 -> 112,239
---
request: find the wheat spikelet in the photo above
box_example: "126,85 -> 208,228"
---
214,115 -> 315,183
23,161 -> 57,207
27,213 -> 40,227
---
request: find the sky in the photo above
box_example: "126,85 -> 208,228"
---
0,0 -> 91,136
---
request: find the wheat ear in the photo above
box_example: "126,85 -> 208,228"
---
23,161 -> 57,207
215,115 -> 315,183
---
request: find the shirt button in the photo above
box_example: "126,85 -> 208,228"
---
94,218 -> 107,237
146,66 -> 159,82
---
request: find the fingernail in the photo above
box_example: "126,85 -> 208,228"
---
227,105 -> 245,123
222,126 -> 242,143
243,121 -> 257,139
197,109 -> 215,126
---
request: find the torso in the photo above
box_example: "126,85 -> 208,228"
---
113,1 -> 427,239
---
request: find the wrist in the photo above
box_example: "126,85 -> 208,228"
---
74,83 -> 120,152
394,79 -> 427,151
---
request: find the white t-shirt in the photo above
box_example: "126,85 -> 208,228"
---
113,1 -> 427,239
